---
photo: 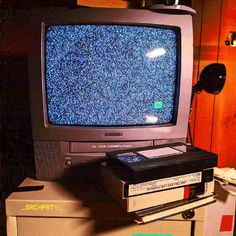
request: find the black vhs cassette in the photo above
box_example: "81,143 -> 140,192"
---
107,143 -> 218,183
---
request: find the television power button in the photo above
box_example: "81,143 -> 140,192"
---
65,160 -> 72,168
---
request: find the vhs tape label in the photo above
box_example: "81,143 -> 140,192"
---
128,171 -> 202,196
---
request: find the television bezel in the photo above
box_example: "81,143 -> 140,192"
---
28,8 -> 193,142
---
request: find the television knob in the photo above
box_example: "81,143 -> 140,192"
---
182,210 -> 195,219
65,160 -> 72,168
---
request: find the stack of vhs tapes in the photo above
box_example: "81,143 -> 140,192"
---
101,143 -> 217,223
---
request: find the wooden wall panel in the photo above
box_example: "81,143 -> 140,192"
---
211,1 -> 236,167
192,0 -> 236,167
192,0 -> 222,150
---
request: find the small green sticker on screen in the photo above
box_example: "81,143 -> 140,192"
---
154,101 -> 165,109
133,234 -> 172,236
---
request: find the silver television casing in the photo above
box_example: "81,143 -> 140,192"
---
28,8 -> 194,180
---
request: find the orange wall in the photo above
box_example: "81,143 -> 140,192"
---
191,0 -> 236,167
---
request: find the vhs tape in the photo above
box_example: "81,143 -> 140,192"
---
107,143 -> 218,183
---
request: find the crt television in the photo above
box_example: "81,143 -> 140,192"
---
28,7 -> 194,180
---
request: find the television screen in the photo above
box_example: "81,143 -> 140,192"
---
45,24 -> 180,126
